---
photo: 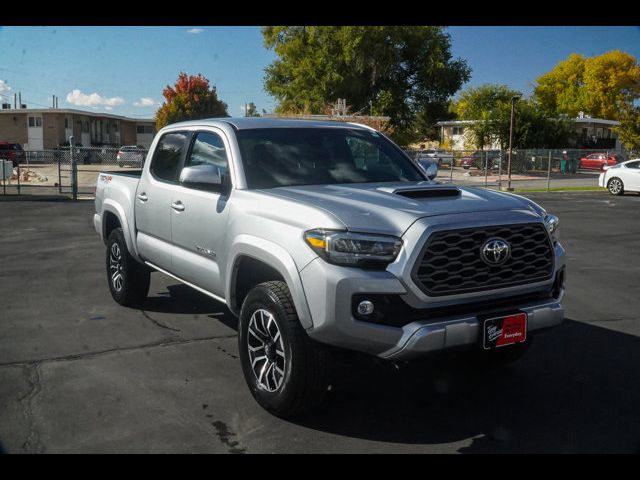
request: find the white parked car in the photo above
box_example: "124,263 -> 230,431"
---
599,159 -> 640,195
116,145 -> 147,167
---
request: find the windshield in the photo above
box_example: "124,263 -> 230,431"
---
236,127 -> 424,189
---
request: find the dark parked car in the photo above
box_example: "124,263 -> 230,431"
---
461,150 -> 502,170
0,142 -> 26,167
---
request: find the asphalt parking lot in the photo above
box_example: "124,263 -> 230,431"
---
0,191 -> 639,453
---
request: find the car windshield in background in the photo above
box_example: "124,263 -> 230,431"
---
236,128 -> 424,189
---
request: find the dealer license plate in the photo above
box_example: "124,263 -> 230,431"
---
482,313 -> 527,350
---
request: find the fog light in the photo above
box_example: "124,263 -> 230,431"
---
357,300 -> 375,316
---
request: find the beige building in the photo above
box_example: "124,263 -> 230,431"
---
0,107 -> 156,150
437,116 -> 621,151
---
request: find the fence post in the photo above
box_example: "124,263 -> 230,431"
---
58,153 -> 62,194
70,136 -> 77,201
547,151 -> 552,192
2,160 -> 5,196
497,151 -> 503,190
484,151 -> 489,188
16,161 -> 20,195
450,149 -> 454,183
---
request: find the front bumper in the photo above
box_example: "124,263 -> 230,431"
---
378,296 -> 563,360
300,217 -> 566,359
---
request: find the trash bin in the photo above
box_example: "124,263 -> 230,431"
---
569,154 -> 578,174
561,151 -> 568,174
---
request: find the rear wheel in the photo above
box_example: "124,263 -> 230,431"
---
607,177 -> 624,196
106,228 -> 150,306
238,281 -> 330,417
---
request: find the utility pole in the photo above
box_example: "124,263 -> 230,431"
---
506,93 -> 522,191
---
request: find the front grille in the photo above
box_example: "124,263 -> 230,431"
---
413,223 -> 554,296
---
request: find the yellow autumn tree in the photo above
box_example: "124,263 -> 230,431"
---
534,50 -> 640,120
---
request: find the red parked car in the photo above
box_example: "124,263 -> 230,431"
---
0,142 -> 26,167
579,153 -> 620,171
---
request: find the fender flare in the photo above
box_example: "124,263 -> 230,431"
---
226,234 -> 313,330
101,199 -> 142,262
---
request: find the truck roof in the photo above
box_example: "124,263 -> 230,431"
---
165,117 -> 374,131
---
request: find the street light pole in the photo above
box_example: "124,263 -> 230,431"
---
506,93 -> 522,191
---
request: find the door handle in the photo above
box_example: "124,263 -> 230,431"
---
137,193 -> 148,202
171,201 -> 185,212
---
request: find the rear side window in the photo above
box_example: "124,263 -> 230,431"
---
150,132 -> 188,182
625,161 -> 640,169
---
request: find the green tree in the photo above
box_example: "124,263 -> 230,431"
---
244,102 -> 260,117
156,72 -> 228,129
454,84 -> 575,149
262,26 -> 471,144
534,50 -> 640,120
614,106 -> 640,155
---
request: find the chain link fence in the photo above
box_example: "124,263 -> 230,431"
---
405,148 -> 628,191
0,147 -> 145,198
1,145 -> 628,198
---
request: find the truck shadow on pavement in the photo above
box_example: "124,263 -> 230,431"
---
141,283 -> 238,330
295,319 -> 640,453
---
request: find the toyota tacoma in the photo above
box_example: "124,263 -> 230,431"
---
94,118 -> 565,417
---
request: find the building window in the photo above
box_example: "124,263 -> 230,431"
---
137,125 -> 154,134
81,121 -> 89,133
452,126 -> 464,135
64,118 -> 69,129
28,116 -> 42,127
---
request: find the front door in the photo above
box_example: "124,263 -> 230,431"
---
170,130 -> 232,297
27,114 -> 44,151
135,131 -> 190,271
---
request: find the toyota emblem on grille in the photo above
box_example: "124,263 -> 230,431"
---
481,238 -> 511,265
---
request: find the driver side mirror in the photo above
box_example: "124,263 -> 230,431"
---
179,164 -> 225,192
417,159 -> 438,181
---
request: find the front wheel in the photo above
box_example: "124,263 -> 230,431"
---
238,281 -> 330,417
607,177 -> 624,196
106,228 -> 150,306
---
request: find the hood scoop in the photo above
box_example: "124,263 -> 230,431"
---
391,186 -> 461,199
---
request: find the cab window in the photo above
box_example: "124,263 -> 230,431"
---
149,132 -> 189,183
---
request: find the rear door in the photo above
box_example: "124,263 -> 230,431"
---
134,131 -> 190,271
169,129 -> 232,297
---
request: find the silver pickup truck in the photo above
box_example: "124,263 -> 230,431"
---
94,118 -> 565,417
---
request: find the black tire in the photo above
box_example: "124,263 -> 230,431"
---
106,228 -> 150,307
607,177 -> 624,196
462,166 -> 470,170
238,281 -> 330,417
481,338 -> 533,367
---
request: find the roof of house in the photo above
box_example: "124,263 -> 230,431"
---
437,117 -> 620,127
0,107 -> 154,123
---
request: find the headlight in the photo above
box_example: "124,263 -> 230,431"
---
304,229 -> 402,268
544,214 -> 560,244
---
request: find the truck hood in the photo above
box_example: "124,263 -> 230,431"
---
263,182 -> 540,236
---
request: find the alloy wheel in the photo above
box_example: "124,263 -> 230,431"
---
608,179 -> 622,195
109,242 -> 124,292
247,309 -> 286,392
